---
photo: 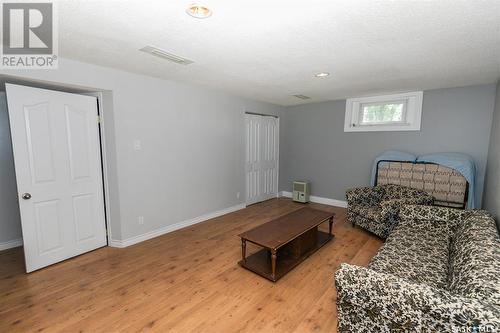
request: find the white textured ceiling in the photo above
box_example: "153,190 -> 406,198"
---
58,0 -> 500,106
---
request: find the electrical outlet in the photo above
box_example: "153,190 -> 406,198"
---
138,216 -> 144,225
236,192 -> 240,199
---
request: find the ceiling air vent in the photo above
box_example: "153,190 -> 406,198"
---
292,94 -> 311,100
139,46 -> 194,65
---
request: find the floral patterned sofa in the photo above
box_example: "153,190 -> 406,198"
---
335,205 -> 500,333
346,184 -> 434,239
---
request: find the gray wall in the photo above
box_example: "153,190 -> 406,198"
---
483,81 -> 500,219
0,58 -> 495,247
0,58 -> 283,243
280,84 -> 497,207
0,93 -> 22,243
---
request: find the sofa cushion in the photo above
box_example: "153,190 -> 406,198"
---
369,220 -> 451,289
449,211 -> 500,306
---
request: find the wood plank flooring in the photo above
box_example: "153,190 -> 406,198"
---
0,198 -> 383,333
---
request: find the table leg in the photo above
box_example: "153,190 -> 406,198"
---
271,249 -> 277,281
329,217 -> 334,238
241,239 -> 247,262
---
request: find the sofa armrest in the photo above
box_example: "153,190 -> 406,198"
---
335,263 -> 499,331
346,187 -> 383,207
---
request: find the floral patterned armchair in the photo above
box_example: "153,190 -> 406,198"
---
346,184 -> 434,239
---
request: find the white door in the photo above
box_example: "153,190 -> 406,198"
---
245,114 -> 278,205
6,84 -> 107,272
260,116 -> 279,201
245,114 -> 261,205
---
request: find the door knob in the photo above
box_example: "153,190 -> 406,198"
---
22,193 -> 32,200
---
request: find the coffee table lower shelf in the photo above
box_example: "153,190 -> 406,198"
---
238,231 -> 332,282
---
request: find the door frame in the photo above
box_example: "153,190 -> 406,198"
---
84,91 -> 113,243
3,79 -> 114,246
275,117 -> 280,199
244,111 -> 280,206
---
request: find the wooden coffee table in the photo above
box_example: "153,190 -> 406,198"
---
238,207 -> 335,282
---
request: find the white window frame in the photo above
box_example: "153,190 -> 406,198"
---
344,91 -> 423,132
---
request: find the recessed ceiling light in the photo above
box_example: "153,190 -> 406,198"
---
315,72 -> 330,78
186,4 -> 212,18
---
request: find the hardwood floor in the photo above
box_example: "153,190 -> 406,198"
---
0,198 -> 382,333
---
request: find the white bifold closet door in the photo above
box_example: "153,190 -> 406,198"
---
6,84 -> 107,273
245,114 -> 279,205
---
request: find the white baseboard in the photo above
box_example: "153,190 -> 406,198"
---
279,191 -> 292,198
109,203 -> 246,248
0,238 -> 23,251
279,191 -> 347,208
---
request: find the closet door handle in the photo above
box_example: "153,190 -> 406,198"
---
22,193 -> 32,200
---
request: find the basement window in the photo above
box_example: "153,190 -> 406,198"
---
344,91 -> 423,132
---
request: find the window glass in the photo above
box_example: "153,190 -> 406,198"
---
360,102 -> 405,125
